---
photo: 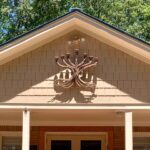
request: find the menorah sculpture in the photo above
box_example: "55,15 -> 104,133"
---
54,49 -> 98,89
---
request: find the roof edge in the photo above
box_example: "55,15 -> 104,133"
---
0,9 -> 149,49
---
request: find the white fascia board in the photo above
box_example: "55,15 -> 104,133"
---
0,12 -> 149,65
0,18 -> 77,65
73,15 -> 150,64
0,104 -> 150,110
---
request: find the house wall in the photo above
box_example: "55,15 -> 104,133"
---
0,31 -> 150,104
0,126 -> 150,150
0,126 -> 40,145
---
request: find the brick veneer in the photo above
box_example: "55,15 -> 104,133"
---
1,126 -> 150,150
113,127 -> 124,150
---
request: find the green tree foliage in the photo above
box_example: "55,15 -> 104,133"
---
0,0 -> 150,45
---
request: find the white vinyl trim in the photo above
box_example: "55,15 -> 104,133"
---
1,104 -> 150,110
45,132 -> 108,150
125,112 -> 133,150
22,110 -> 30,150
0,12 -> 150,65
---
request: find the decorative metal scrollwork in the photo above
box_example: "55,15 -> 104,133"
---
54,48 -> 98,89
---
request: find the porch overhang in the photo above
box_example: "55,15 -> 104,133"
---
0,106 -> 150,126
0,107 -> 149,150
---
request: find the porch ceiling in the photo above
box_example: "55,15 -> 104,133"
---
0,109 -> 150,126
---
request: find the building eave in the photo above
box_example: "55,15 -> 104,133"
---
0,11 -> 150,65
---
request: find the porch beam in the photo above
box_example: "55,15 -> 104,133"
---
22,109 -> 30,150
125,111 -> 133,150
1,105 -> 150,110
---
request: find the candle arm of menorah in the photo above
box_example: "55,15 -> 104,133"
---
62,82 -> 74,88
77,58 -> 87,68
58,79 -> 74,88
76,78 -> 86,87
67,58 -> 75,67
75,57 -> 78,66
65,53 -> 75,67
75,78 -> 82,87
80,57 -> 98,69
78,76 -> 91,85
60,80 -> 72,86
76,76 -> 95,88
55,77 -> 73,82
61,57 -> 73,69
79,61 -> 98,73
56,60 -> 68,68
78,60 -> 93,70
79,77 -> 96,87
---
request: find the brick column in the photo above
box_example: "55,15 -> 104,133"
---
125,111 -> 133,150
22,109 -> 30,150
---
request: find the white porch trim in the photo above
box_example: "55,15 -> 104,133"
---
125,111 -> 133,150
1,104 -> 150,110
1,12 -> 150,65
22,110 -> 30,150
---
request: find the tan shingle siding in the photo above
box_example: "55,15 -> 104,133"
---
0,31 -> 149,103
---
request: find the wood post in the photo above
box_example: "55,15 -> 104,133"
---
125,111 -> 133,150
22,109 -> 30,150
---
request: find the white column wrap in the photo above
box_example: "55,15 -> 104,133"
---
125,111 -> 133,150
22,110 -> 30,150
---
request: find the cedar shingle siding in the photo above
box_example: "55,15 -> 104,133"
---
0,31 -> 150,104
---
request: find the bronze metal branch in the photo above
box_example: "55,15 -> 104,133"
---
55,49 -> 98,89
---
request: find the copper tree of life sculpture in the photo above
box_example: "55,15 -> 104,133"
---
54,37 -> 98,89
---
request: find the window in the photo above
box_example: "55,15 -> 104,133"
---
2,136 -> 22,150
30,145 -> 38,150
51,140 -> 71,150
81,140 -> 101,150
134,133 -> 150,150
134,137 -> 150,150
1,136 -> 38,150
